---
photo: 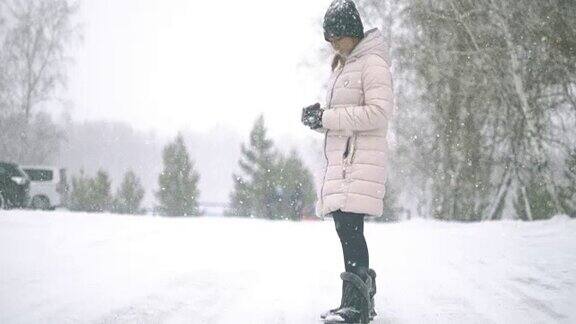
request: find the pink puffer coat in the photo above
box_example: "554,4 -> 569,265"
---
315,28 -> 394,218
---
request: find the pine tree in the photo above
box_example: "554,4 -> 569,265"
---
156,134 -> 201,216
228,115 -> 278,218
90,170 -> 112,212
274,150 -> 316,220
113,170 -> 145,215
68,169 -> 112,213
68,170 -> 91,212
227,174 -> 253,217
228,116 -> 316,220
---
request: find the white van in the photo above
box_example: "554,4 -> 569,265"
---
21,166 -> 66,210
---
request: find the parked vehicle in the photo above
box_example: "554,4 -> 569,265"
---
21,166 -> 67,210
0,161 -> 30,209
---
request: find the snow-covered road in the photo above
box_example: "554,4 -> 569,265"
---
1,211 -> 575,323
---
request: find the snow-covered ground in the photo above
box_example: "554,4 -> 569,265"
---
1,211 -> 575,324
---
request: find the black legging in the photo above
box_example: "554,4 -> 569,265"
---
332,209 -> 369,275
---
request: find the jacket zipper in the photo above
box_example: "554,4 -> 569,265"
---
320,65 -> 345,213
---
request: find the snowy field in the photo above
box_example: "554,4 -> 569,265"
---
1,211 -> 575,324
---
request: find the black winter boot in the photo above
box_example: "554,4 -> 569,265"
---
367,268 -> 377,320
321,268 -> 377,321
324,272 -> 371,323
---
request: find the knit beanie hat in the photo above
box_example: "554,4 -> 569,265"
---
323,0 -> 364,42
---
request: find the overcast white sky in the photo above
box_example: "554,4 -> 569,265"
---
64,0 -> 336,139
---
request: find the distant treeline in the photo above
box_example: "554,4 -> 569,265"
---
62,116 -> 319,220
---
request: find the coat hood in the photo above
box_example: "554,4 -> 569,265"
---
347,28 -> 390,66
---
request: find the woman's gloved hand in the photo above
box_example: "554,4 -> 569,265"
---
301,103 -> 324,130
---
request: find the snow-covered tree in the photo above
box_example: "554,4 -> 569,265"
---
68,170 -> 90,212
273,150 -> 316,220
112,170 -> 145,215
227,115 -> 278,218
0,0 -> 79,163
156,134 -> 201,216
228,116 -> 316,220
351,0 -> 576,221
228,175 -> 253,218
91,170 -> 112,212
69,169 -> 112,213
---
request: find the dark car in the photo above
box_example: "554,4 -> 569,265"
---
0,161 -> 30,209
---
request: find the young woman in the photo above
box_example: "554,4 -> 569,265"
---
301,0 -> 394,322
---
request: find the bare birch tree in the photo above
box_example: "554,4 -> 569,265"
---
0,0 -> 79,163
357,0 -> 576,220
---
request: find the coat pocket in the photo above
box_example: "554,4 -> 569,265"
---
342,135 -> 358,179
343,137 -> 351,158
348,134 -> 358,164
